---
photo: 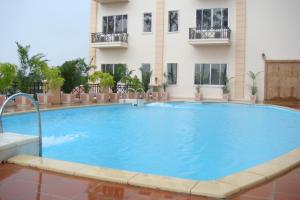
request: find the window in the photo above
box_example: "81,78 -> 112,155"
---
194,64 -> 227,85
103,15 -> 128,34
101,64 -> 126,75
143,13 -> 152,32
167,63 -> 177,85
196,8 -> 228,29
168,11 -> 179,32
141,64 -> 151,73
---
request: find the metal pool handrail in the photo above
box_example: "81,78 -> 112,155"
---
0,93 -> 42,157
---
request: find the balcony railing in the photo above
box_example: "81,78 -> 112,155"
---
91,32 -> 128,48
189,27 -> 231,45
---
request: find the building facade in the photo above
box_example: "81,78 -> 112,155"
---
89,0 -> 300,102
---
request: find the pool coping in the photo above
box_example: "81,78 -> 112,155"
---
4,101 -> 300,199
8,147 -> 300,199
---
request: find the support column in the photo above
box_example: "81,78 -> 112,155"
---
234,0 -> 246,99
154,0 -> 165,85
89,0 -> 98,73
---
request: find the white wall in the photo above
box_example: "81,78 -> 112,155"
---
164,0 -> 236,99
245,0 -> 300,101
95,0 -> 156,81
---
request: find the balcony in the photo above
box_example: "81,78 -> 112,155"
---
95,0 -> 129,4
91,32 -> 128,49
189,27 -> 231,46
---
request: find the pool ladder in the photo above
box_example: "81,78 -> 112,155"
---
0,93 -> 42,156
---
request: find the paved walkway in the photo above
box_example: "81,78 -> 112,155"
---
0,163 -> 300,200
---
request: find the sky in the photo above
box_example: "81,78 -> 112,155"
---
0,0 -> 90,66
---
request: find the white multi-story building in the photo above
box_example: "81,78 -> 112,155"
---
89,0 -> 300,102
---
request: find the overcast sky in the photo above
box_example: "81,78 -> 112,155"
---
0,0 -> 90,66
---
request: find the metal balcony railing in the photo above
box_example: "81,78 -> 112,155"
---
91,32 -> 128,43
189,27 -> 231,40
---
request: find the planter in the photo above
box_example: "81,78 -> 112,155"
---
160,92 -> 169,101
0,95 -> 6,106
136,92 -> 145,99
195,93 -> 201,101
80,93 -> 90,104
89,93 -> 97,103
96,93 -> 105,103
250,95 -> 257,104
222,93 -> 229,102
152,92 -> 159,101
16,94 -> 34,107
49,88 -> 61,105
37,93 -> 53,105
62,94 -> 75,104
109,93 -> 119,103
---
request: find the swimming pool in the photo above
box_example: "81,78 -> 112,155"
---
3,102 -> 300,180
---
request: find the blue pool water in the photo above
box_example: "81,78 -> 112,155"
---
3,102 -> 300,180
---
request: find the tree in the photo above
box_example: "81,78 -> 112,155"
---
0,63 -> 17,93
43,67 -> 64,91
15,42 -> 48,92
59,58 -> 89,93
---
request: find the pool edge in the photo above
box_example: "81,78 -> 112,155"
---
7,147 -> 300,199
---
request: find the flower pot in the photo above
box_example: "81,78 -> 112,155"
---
96,93 -> 105,103
250,95 -> 257,104
89,93 -> 97,103
222,94 -> 229,102
16,94 -> 34,107
49,88 -> 61,105
160,92 -> 169,101
195,93 -> 201,101
37,93 -> 52,105
62,94 -> 75,104
109,93 -> 119,103
80,93 -> 90,104
0,95 -> 6,106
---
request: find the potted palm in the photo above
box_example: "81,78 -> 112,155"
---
248,71 -> 263,104
160,72 -> 169,101
195,85 -> 201,101
195,72 -> 202,101
89,72 -> 115,103
222,74 -> 233,102
44,67 -> 64,105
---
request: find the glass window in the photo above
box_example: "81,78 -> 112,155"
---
141,64 -> 151,73
103,17 -> 108,33
115,15 -> 123,33
107,16 -> 114,33
202,9 -> 211,29
213,8 -> 222,29
167,63 -> 177,84
220,64 -> 227,84
196,10 -> 202,29
196,8 -> 228,29
143,13 -> 152,32
201,64 -> 210,84
195,64 -> 227,85
222,8 -> 228,28
194,64 -> 202,84
168,11 -> 179,32
103,15 -> 128,33
101,64 -> 114,75
211,64 -> 221,85
122,15 -> 128,33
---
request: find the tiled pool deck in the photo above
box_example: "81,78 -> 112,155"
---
1,100 -> 300,199
0,163 -> 300,200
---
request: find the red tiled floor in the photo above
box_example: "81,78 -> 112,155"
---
1,164 -> 300,200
